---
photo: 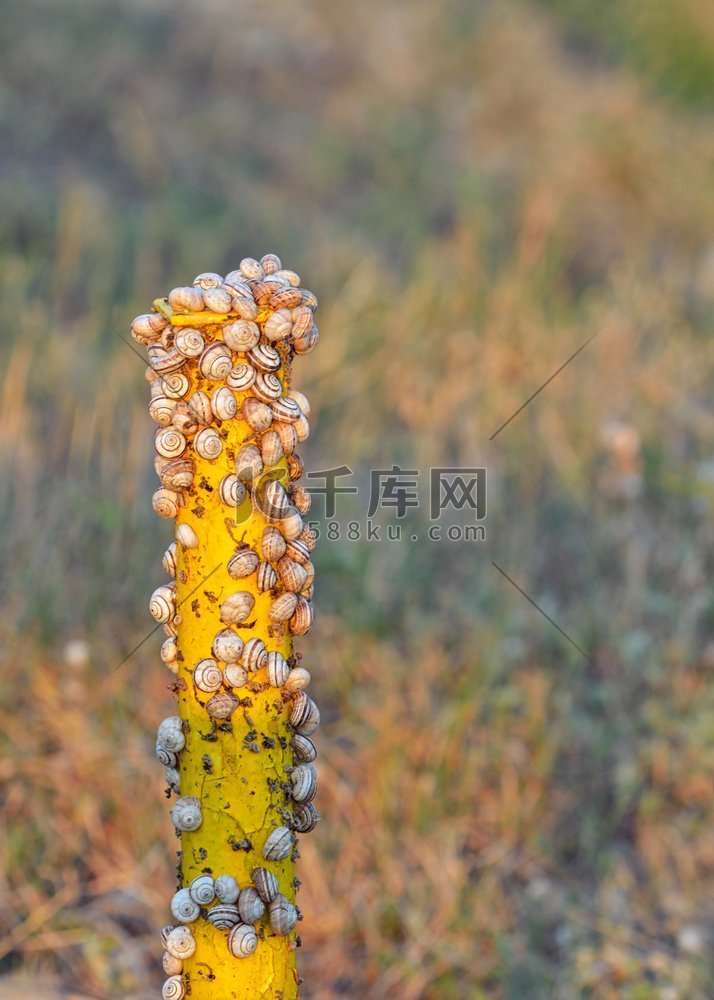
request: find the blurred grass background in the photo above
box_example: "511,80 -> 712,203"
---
1,0 -> 714,997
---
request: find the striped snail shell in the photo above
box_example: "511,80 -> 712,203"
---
223,320 -> 260,353
294,413 -> 310,442
260,252 -> 281,274
274,421 -> 298,456
252,867 -> 279,904
299,524 -> 317,551
231,293 -> 259,321
160,924 -> 177,947
250,279 -> 273,306
262,826 -> 293,862
300,288 -> 318,310
287,484 -> 311,516
269,287 -> 302,310
193,658 -> 223,693
155,427 -> 187,460
193,271 -> 224,290
131,312 -> 168,344
150,584 -> 176,624
235,444 -> 263,482
275,268 -> 300,287
259,429 -> 284,466
294,326 -> 319,356
253,372 -> 283,402
194,427 -> 223,460
162,951 -> 183,976
290,801 -> 320,834
163,621 -> 179,639
289,692 -> 319,733
168,286 -> 205,312
269,592 -> 299,624
156,742 -> 178,767
256,561 -> 278,592
242,637 -> 267,672
165,925 -> 196,960
162,372 -> 191,399
228,549 -> 259,579
237,886 -> 265,924
269,894 -> 298,936
227,922 -> 258,959
149,395 -> 176,427
170,796 -> 202,833
263,309 -> 293,343
271,395 -> 301,422
157,715 -> 185,752
290,763 -> 317,803
262,525 -> 286,562
161,458 -> 195,491
212,628 -> 244,663
153,488 -> 182,520
242,397 -> 273,432
287,387 -> 311,418
227,361 -> 257,392
290,307 -> 314,342
165,767 -> 180,794
199,343 -> 232,380
219,591 -> 255,626
214,874 -> 240,904
260,480 -> 289,520
285,538 -> 310,565
222,271 -> 252,296
176,523 -> 199,548
163,542 -> 178,577
207,903 -> 240,930
291,732 -> 317,763
148,345 -> 187,375
289,596 -> 314,636
203,286 -> 233,313
285,666 -> 311,695
162,976 -> 186,1000
189,874 -> 215,906
239,257 -> 263,279
170,888 -> 200,923
224,662 -> 248,688
279,507 -> 304,541
248,343 -> 281,372
219,474 -> 247,508
160,635 -> 179,668
302,560 -> 315,590
206,691 -> 240,720
171,402 -> 198,436
287,452 -> 305,482
266,650 -> 289,687
174,328 -> 205,358
188,391 -> 212,426
277,557 -> 308,594
211,386 -> 237,421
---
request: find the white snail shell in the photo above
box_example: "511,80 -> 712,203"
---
199,342 -> 232,380
242,397 -> 273,432
262,526 -> 287,562
277,557 -> 308,594
262,826 -> 293,862
165,925 -> 196,960
253,372 -> 283,402
219,591 -> 255,626
155,427 -> 187,460
227,922 -> 258,959
149,395 -> 177,427
290,763 -> 317,803
289,596 -> 314,636
148,345 -> 187,375
207,903 -> 240,930
287,387 -> 310,418
212,629 -> 244,663
160,924 -> 177,947
289,693 -> 320,735
156,742 -> 178,767
231,293 -> 259,321
290,307 -> 314,342
269,287 -> 302,310
194,426 -> 223,460
293,326 -> 319,356
203,286 -> 233,313
193,271 -> 224,290
157,716 -> 185,752
252,867 -> 279,904
188,391 -> 213,426
206,691 -> 240,719
171,402 -> 198,436
214,874 -> 240,904
291,732 -> 317,763
240,257 -> 263,279
261,252 -> 281,274
237,886 -> 265,924
260,480 -> 289,520
242,637 -> 267,672
278,507 -> 304,541
275,268 -> 300,287
271,396 -> 301,422
268,894 -> 298,936
219,474 -> 247,508
263,309 -> 293,343
285,667 -> 311,695
211,386 -> 237,421
165,767 -> 180,793
269,592 -> 299,624
168,286 -> 205,312
176,522 -> 199,549
228,549 -> 259,579
294,413 -> 310,442
162,976 -> 186,1000
227,362 -> 256,392
256,562 -> 278,592
222,272 -> 252,296
274,421 -> 298,456
259,430 -> 284,466
131,312 -> 168,344
163,542 -> 178,577
161,458 -> 195,491
162,951 -> 183,976
193,658 -> 223,693
153,488 -> 182,519
189,874 -> 215,906
223,320 -> 260,352
170,796 -> 202,833
224,662 -> 248,688
150,584 -> 177,624
235,444 -> 263,482
174,328 -> 205,358
290,801 -> 320,833
161,635 -> 179,668
266,651 -> 289,687
248,343 -> 281,372
170,888 -> 201,923
162,373 -> 191,399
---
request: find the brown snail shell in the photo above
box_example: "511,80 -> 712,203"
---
252,867 -> 279,904
242,637 -> 267,672
211,386 -> 237,421
223,320 -> 260,353
199,342 -> 232,380
148,345 -> 187,375
242,397 -> 273,432
155,428 -> 187,460
284,538 -> 310,565
250,278 -> 273,306
131,312 -> 168,344
298,524 -> 317,552
168,286 -> 205,312
262,825 -> 293,861
228,549 -> 259,579
259,430 -> 284,466
171,401 -> 199,437
162,951 -> 183,977
269,287 -> 302,310
256,561 -> 278,592
227,362 -> 256,392
248,343 -> 281,373
274,421 -> 298,455
260,480 -> 289,520
162,372 -> 191,399
220,591 -> 255,626
153,488 -> 183,519
161,636 -> 179,669
219,474 -> 247,508
289,596 -> 314,636
260,252 -> 281,274
263,309 -> 293,343
269,592 -> 299,624
293,326 -> 319,356
206,691 -> 241,719
287,485 -> 311,516
287,453 -> 305,482
277,557 -> 308,594
266,650 -> 289,687
290,307 -> 314,342
293,413 -> 310,442
299,289 -> 318,310
161,458 -> 195,491
278,507 -> 304,541
262,525 -> 286,562
271,396 -> 301,422
253,372 -> 283,402
194,427 -> 223,460
222,272 -> 252,297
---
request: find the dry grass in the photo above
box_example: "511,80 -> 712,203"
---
1,0 -> 714,996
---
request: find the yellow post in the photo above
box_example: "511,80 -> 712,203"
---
133,257 -> 320,999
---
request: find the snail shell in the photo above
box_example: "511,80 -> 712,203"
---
168,286 -> 205,312
290,307 -> 314,342
176,522 -> 199,548
223,320 -> 260,353
171,888 -> 200,923
259,430 -> 284,466
289,596 -> 314,636
224,662 -> 248,688
275,268 -> 300,287
228,549 -> 259,579
277,557 -> 308,594
161,458 -> 195,491
227,922 -> 258,959
287,388 -> 311,418
174,328 -> 205,358
212,628 -> 245,663
285,539 -> 310,565
262,526 -> 286,563
253,372 -> 283,402
131,312 -> 168,344
285,666 -> 311,695
163,542 -> 178,577
150,584 -> 177,624
222,272 -> 252,296
156,742 -> 178,767
235,444 -> 263,482
148,345 -> 187,375
288,453 -> 305,482
289,692 -> 319,732
242,397 -> 273,432
269,592 -> 299,624
171,402 -> 198,437
227,362 -> 257,392
290,801 -> 320,833
207,903 -> 240,930
171,796 -> 203,833
211,386 -> 237,421
300,289 -> 318,310
256,561 -> 278,592
162,951 -> 183,976
153,488 -> 182,520
252,867 -> 279,904
218,474 -> 247,508
262,826 -> 293,862
188,391 -> 212,426
250,279 -> 273,306
266,650 -> 289,687
193,271 -> 224,290
269,894 -> 298,936
302,560 -> 315,591
203,286 -> 233,313
294,414 -> 310,443
155,428 -> 187,460
288,485 -> 311,516
150,395 -> 177,427
206,691 -> 240,719
237,886 -> 265,924
290,763 -> 317,803
239,257 -> 263,279
263,309 -> 293,343
274,421 -> 298,456
165,925 -> 196,960
248,344 -> 281,373
278,507 -> 304,541
160,635 -> 179,668
162,373 -> 191,399
293,326 -> 319,356
231,294 -> 259,321
214,874 -> 240,904
194,427 -> 223,460
260,480 -> 289,520
269,287 -> 302,310
193,658 -> 223,693
220,591 -> 255,626
291,732 -> 317,763
242,637 -> 267,672
260,252 -> 281,274
299,524 -> 317,552
157,716 -> 185,752
165,767 -> 180,794
271,396 -> 301,422
189,874 -> 215,906
199,343 -> 232,381
162,976 -> 186,999
163,621 -> 179,639
160,924 -> 177,946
